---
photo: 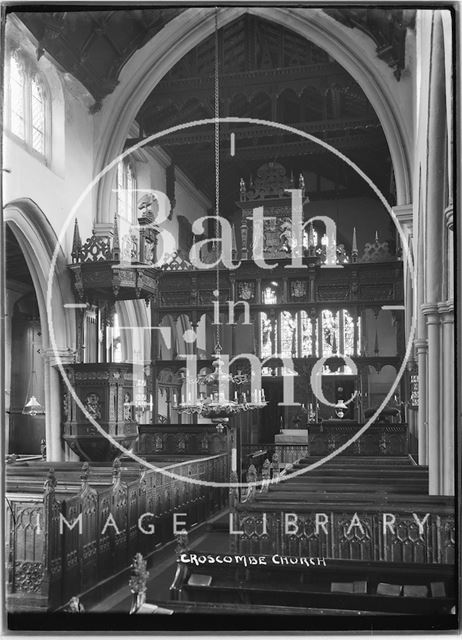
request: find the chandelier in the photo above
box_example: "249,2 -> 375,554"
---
174,350 -> 267,419
173,10 -> 266,422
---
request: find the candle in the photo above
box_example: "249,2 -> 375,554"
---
173,394 -> 177,405
234,391 -> 238,401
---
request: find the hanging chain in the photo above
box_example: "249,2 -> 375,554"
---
214,7 -> 222,354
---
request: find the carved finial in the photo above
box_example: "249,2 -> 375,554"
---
129,553 -> 149,614
175,529 -> 190,555
40,438 -> 46,460
289,170 -> 294,187
299,172 -> 305,192
112,214 -> 120,261
112,457 -> 121,483
374,328 -> 380,356
71,218 -> 82,263
352,226 -> 358,262
375,229 -> 379,243
44,468 -> 57,493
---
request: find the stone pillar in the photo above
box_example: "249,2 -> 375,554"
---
44,348 -> 77,462
438,301 -> 454,495
414,339 -> 428,466
420,16 -> 445,494
421,306 -> 441,494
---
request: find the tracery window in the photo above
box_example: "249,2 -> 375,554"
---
258,307 -> 360,360
319,308 -> 361,359
6,51 -> 49,158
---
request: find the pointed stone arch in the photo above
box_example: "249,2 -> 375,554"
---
94,7 -> 412,222
4,198 -> 75,460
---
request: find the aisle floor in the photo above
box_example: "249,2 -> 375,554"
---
89,511 -> 230,612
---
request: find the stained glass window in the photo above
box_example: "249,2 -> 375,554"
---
300,310 -> 313,356
343,309 -> 355,355
260,312 -> 274,357
281,311 -> 297,357
321,309 -> 339,356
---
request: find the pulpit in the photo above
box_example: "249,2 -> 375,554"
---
62,363 -> 139,462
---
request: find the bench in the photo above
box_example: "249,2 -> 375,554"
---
170,552 -> 456,615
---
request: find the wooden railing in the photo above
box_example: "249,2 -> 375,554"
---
136,424 -> 227,456
308,422 -> 409,456
6,453 -> 228,612
233,500 -> 455,564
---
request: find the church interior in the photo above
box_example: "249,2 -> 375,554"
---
2,6 -> 457,631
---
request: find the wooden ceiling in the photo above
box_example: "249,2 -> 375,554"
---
132,14 -> 391,210
14,8 -> 401,208
16,7 -> 182,111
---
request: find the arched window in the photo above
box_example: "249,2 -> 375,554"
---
116,160 -> 137,223
6,51 -> 49,158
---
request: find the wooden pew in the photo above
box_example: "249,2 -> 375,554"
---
232,498 -> 455,564
169,551 -> 456,615
125,553 -> 394,617
6,453 -> 229,612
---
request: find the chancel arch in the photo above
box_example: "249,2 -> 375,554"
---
94,6 -> 413,225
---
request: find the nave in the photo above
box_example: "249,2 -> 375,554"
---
3,5 -> 456,631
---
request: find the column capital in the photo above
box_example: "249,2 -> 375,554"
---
421,303 -> 440,324
437,300 -> 454,321
414,338 -> 428,355
444,204 -> 453,231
